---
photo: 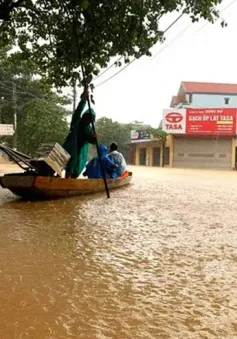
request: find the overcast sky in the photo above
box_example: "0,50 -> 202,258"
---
70,0 -> 237,127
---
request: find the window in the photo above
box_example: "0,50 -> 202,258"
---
189,94 -> 193,104
224,97 -> 230,105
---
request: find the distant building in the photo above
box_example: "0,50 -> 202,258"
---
128,123 -> 152,165
131,81 -> 237,169
130,123 -> 172,167
170,81 -> 237,109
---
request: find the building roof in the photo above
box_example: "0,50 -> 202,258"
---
182,81 -> 237,94
170,95 -> 188,107
170,96 -> 176,107
171,96 -> 179,105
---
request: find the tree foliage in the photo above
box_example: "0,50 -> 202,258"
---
15,99 -> 69,156
147,127 -> 167,143
88,116 -> 131,157
0,47 -> 70,156
96,117 -> 131,148
146,126 -> 167,166
0,0 -> 223,87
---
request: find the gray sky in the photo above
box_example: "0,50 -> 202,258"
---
81,0 -> 237,127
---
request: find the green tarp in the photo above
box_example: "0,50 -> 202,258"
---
63,98 -> 96,178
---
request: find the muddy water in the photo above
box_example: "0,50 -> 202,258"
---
0,166 -> 237,339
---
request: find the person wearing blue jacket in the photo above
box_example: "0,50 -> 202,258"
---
83,144 -> 118,179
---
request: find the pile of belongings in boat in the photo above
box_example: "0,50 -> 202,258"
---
0,142 -> 127,179
0,142 -> 70,177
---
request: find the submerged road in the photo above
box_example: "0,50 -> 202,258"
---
0,165 -> 237,338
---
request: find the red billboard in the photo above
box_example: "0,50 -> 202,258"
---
186,108 -> 237,135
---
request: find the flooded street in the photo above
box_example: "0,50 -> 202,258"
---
0,165 -> 237,339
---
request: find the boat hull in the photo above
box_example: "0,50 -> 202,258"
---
0,172 -> 132,200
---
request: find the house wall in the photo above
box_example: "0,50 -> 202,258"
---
133,135 -> 173,167
191,93 -> 237,107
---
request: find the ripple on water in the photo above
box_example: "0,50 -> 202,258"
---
0,167 -> 237,338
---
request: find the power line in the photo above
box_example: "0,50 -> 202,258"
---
94,12 -> 184,88
152,0 -> 236,59
93,13 -> 167,81
0,74 -> 68,110
94,59 -> 136,89
94,0 -> 236,89
162,12 -> 184,32
0,82 -> 59,116
1,1 -> 235,97
0,81 -> 36,96
151,25 -> 190,60
192,0 -> 236,37
93,57 -> 123,81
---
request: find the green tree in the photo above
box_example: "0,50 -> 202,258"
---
147,127 -> 167,166
89,117 -> 131,158
15,99 -> 69,156
0,0 -> 224,87
0,48 -> 70,156
96,117 -> 131,148
148,127 -> 167,144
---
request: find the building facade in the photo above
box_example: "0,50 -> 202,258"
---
163,107 -> 236,169
132,136 -> 173,167
171,81 -> 237,109
132,81 -> 237,169
131,127 -> 173,167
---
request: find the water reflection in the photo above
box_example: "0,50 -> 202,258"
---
0,167 -> 237,338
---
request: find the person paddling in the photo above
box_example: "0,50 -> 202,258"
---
63,88 -> 97,178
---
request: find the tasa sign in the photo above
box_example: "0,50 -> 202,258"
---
186,108 -> 237,135
162,109 -> 186,134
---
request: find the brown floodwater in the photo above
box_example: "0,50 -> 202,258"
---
0,165 -> 237,339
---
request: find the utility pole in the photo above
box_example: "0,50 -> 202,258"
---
73,82 -> 77,111
12,81 -> 17,150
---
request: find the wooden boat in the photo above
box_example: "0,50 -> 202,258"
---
0,171 -> 133,200
0,143 -> 132,200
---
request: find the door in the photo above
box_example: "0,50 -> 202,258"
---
128,147 -> 136,165
235,147 -> 237,169
139,148 -> 146,165
173,137 -> 231,168
164,147 -> 170,166
153,147 -> 160,166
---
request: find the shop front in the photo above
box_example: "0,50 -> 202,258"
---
132,137 -> 173,167
163,107 -> 237,169
173,136 -> 232,169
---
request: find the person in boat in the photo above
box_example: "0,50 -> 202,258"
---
83,144 -> 118,179
108,142 -> 127,177
63,88 -> 97,178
